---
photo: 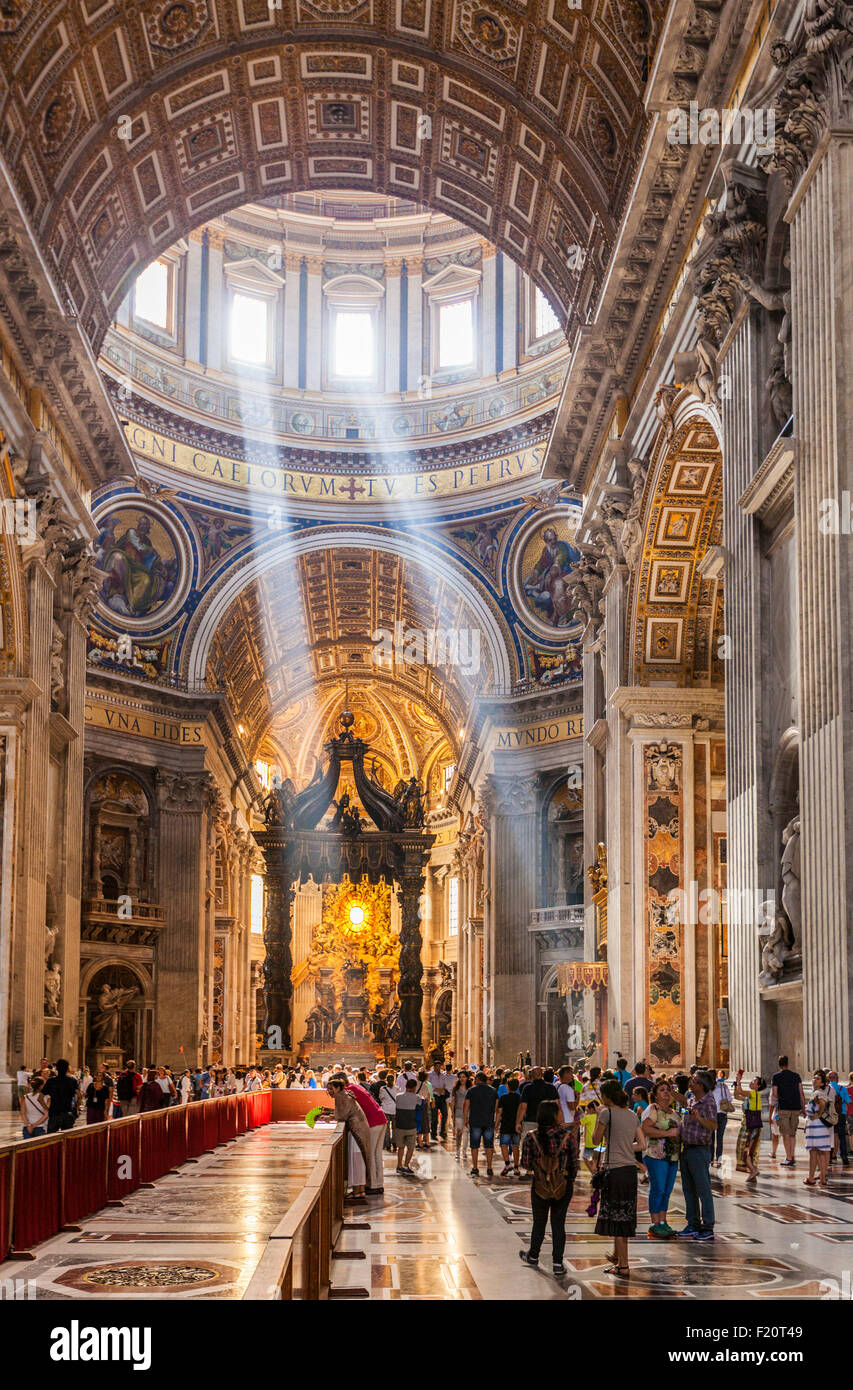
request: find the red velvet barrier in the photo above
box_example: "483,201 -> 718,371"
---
11,1140 -> 61,1251
139,1110 -> 171,1185
202,1101 -> 219,1152
165,1105 -> 188,1170
2,1092 -> 273,1259
107,1119 -> 142,1201
218,1095 -> 238,1143
0,1152 -> 10,1263
186,1101 -> 207,1158
62,1127 -> 109,1226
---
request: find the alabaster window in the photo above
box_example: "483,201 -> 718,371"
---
223,256 -> 284,374
323,273 -> 385,389
533,285 -> 561,340
333,309 -> 375,379
250,873 -> 265,935
437,297 -> 475,369
448,875 -> 459,937
422,263 -> 481,381
133,259 -> 172,332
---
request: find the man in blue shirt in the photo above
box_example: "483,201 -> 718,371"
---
828,1070 -> 850,1166
615,1058 -> 631,1089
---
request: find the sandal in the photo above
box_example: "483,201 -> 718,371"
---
803,1178 -> 817,1186
603,1264 -> 630,1278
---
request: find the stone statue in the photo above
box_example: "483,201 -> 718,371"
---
44,963 -> 61,1017
92,981 -> 137,1046
619,456 -> 649,572
44,920 -> 59,968
49,620 -> 65,706
781,814 -> 801,950
759,913 -> 795,987
263,774 -> 297,829
385,1000 -> 402,1043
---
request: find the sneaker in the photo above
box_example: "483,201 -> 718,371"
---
518,1250 -> 539,1267
660,1223 -> 678,1238
553,1263 -> 566,1276
647,1224 -> 669,1240
501,1164 -> 512,1177
401,1166 -> 416,1176
513,1168 -> 522,1178
694,1229 -> 715,1242
677,1226 -> 700,1239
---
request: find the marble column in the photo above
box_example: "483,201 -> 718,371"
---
0,677 -> 37,1108
15,556 -> 54,1069
601,565 -> 637,1061
482,774 -> 539,1061
789,125 -> 853,1070
720,307 -> 776,1073
395,861 -> 427,1051
154,771 -> 211,1062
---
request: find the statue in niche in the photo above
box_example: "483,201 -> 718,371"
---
49,620 -> 65,707
781,814 -> 801,951
620,457 -> 649,572
44,963 -> 61,1017
370,1003 -> 387,1043
44,921 -> 59,968
759,913 -> 795,987
566,986 -> 586,1053
92,981 -> 137,1047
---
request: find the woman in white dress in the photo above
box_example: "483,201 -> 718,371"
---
804,1068 -> 835,1187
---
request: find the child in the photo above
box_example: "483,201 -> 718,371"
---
579,1102 -> 600,1173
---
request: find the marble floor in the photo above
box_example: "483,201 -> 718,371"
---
330,1130 -> 853,1301
4,1118 -> 853,1299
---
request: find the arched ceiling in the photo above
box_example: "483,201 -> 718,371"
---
628,414 -> 723,687
0,0 -> 665,352
206,544 -> 490,785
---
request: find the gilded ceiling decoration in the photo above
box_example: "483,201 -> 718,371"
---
629,419 -> 724,688
0,0 -> 665,352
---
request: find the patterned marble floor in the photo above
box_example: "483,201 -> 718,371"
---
330,1129 -> 853,1301
5,1118 -> 853,1299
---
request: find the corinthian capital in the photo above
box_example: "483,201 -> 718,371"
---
481,774 -> 539,817
155,769 -> 213,813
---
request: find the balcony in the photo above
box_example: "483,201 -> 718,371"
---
528,904 -> 584,953
82,898 -> 165,947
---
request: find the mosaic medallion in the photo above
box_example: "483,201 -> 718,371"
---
93,503 -> 189,628
54,1260 -> 238,1294
507,508 -> 584,639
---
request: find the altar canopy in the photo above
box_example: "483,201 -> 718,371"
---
253,710 -> 434,1053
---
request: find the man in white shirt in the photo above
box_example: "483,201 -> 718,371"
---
556,1065 -> 579,1127
426,1066 -> 453,1142
395,1065 -> 417,1092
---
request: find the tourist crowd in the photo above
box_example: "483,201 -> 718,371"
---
16,1049 -> 847,1283
303,1051 -> 851,1282
15,1059 -> 276,1134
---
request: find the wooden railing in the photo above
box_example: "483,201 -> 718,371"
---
243,1123 -> 346,1301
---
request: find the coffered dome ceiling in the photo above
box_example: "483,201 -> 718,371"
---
205,545 -> 492,793
0,0 -> 666,353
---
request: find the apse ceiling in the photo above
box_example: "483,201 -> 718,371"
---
0,0 -> 666,351
206,545 -> 491,791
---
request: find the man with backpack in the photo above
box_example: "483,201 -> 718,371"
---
518,1099 -> 577,1277
115,1059 -> 143,1116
